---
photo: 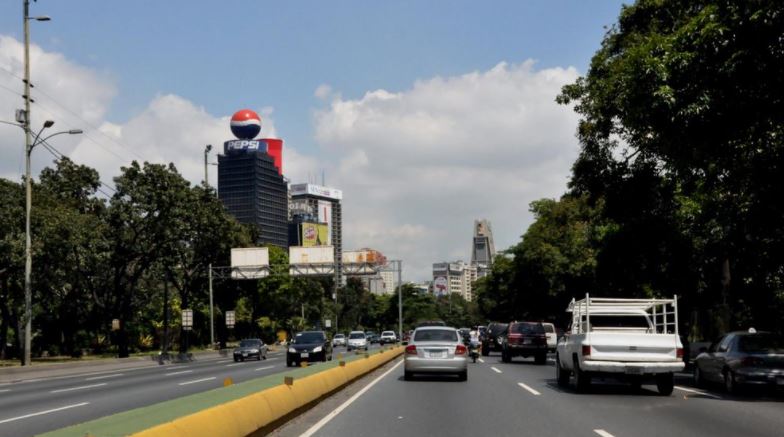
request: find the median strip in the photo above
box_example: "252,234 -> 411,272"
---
0,402 -> 89,425
50,383 -> 107,393
178,377 -> 216,386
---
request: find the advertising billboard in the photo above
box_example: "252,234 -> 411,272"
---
301,223 -> 329,247
317,200 -> 333,245
224,139 -> 267,154
290,183 -> 343,200
434,276 -> 448,296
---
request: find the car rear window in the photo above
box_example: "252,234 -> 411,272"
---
239,340 -> 260,347
295,332 -> 325,343
349,333 -> 365,339
414,329 -> 458,342
543,324 -> 555,333
512,323 -> 544,334
488,324 -> 508,335
739,334 -> 784,353
382,331 -> 395,336
334,334 -> 345,338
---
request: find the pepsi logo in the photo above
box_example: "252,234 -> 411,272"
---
230,109 -> 261,140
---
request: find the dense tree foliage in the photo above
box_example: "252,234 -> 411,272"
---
477,0 -> 784,339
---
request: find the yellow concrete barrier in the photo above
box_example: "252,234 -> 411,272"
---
131,347 -> 403,437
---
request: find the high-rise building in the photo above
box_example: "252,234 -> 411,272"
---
471,219 -> 496,278
217,109 -> 289,248
379,269 -> 396,295
432,261 -> 477,302
290,183 -> 343,282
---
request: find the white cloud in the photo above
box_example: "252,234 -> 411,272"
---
312,60 -> 582,281
2,34 -> 584,283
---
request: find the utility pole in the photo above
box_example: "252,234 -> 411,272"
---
397,260 -> 403,343
204,144 -> 212,187
208,264 -> 214,349
22,0 -> 32,365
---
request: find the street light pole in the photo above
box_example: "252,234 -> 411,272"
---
204,144 -> 212,187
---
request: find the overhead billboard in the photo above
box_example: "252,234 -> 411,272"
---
289,246 -> 335,264
230,247 -> 270,279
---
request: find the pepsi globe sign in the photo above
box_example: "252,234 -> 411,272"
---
230,109 -> 261,140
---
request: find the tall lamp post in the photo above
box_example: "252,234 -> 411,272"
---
23,121 -> 83,366
203,144 -> 215,349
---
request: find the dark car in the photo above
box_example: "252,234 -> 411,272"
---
233,338 -> 267,362
693,329 -> 784,394
501,321 -> 548,364
287,331 -> 333,367
365,331 -> 380,344
481,322 -> 508,356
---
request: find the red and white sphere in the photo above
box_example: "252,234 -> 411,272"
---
230,109 -> 261,140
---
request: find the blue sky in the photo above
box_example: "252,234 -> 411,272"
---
0,1 -> 628,280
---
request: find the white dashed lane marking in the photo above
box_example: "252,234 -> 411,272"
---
674,386 -> 723,399
594,430 -> 615,437
178,377 -> 216,386
165,370 -> 193,376
50,383 -> 107,394
491,366 -> 502,374
0,402 -> 90,425
517,382 -> 541,396
85,373 -> 124,381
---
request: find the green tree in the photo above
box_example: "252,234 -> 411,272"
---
557,0 -> 784,336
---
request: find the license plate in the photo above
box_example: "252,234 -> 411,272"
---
626,367 -> 643,375
242,353 -> 248,357
523,339 -> 531,344
429,352 -> 446,359
300,353 -> 309,358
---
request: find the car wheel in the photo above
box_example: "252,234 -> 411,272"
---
286,360 -> 292,367
724,370 -> 739,395
573,358 -> 591,392
556,355 -> 570,387
404,370 -> 413,381
233,357 -> 239,362
257,354 -> 261,361
501,349 -> 511,363
322,352 -> 327,362
458,370 -> 468,382
693,365 -> 705,388
656,373 -> 674,396
629,376 -> 643,391
347,347 -> 352,352
535,352 -> 546,365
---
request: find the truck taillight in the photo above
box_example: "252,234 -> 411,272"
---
582,345 -> 591,356
455,344 -> 467,355
676,348 -> 684,359
405,345 -> 417,355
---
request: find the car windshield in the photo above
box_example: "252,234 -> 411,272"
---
294,332 -> 324,343
239,340 -> 259,347
349,333 -> 365,339
382,331 -> 394,336
739,334 -> 784,353
334,334 -> 345,339
513,323 -> 544,334
414,329 -> 458,342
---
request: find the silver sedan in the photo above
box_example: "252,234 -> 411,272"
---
404,327 -> 468,381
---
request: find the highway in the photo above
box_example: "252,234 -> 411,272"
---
0,345 -> 376,437
280,352 -> 784,437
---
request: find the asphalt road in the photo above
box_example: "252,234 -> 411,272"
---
0,344 -> 379,437
282,352 -> 784,437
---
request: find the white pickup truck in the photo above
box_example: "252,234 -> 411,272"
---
555,295 -> 684,395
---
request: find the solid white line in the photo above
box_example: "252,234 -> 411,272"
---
517,382 -> 541,396
85,373 -> 124,381
225,363 -> 244,367
594,430 -> 615,437
50,383 -> 107,394
0,402 -> 90,424
216,360 -> 231,363
491,366 -> 502,374
477,358 -> 485,363
178,377 -> 216,386
255,365 -> 275,371
0,389 -> 10,393
165,370 -> 193,376
300,359 -> 403,437
674,385 -> 723,400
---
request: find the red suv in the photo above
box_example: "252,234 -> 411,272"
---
501,321 -> 548,364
